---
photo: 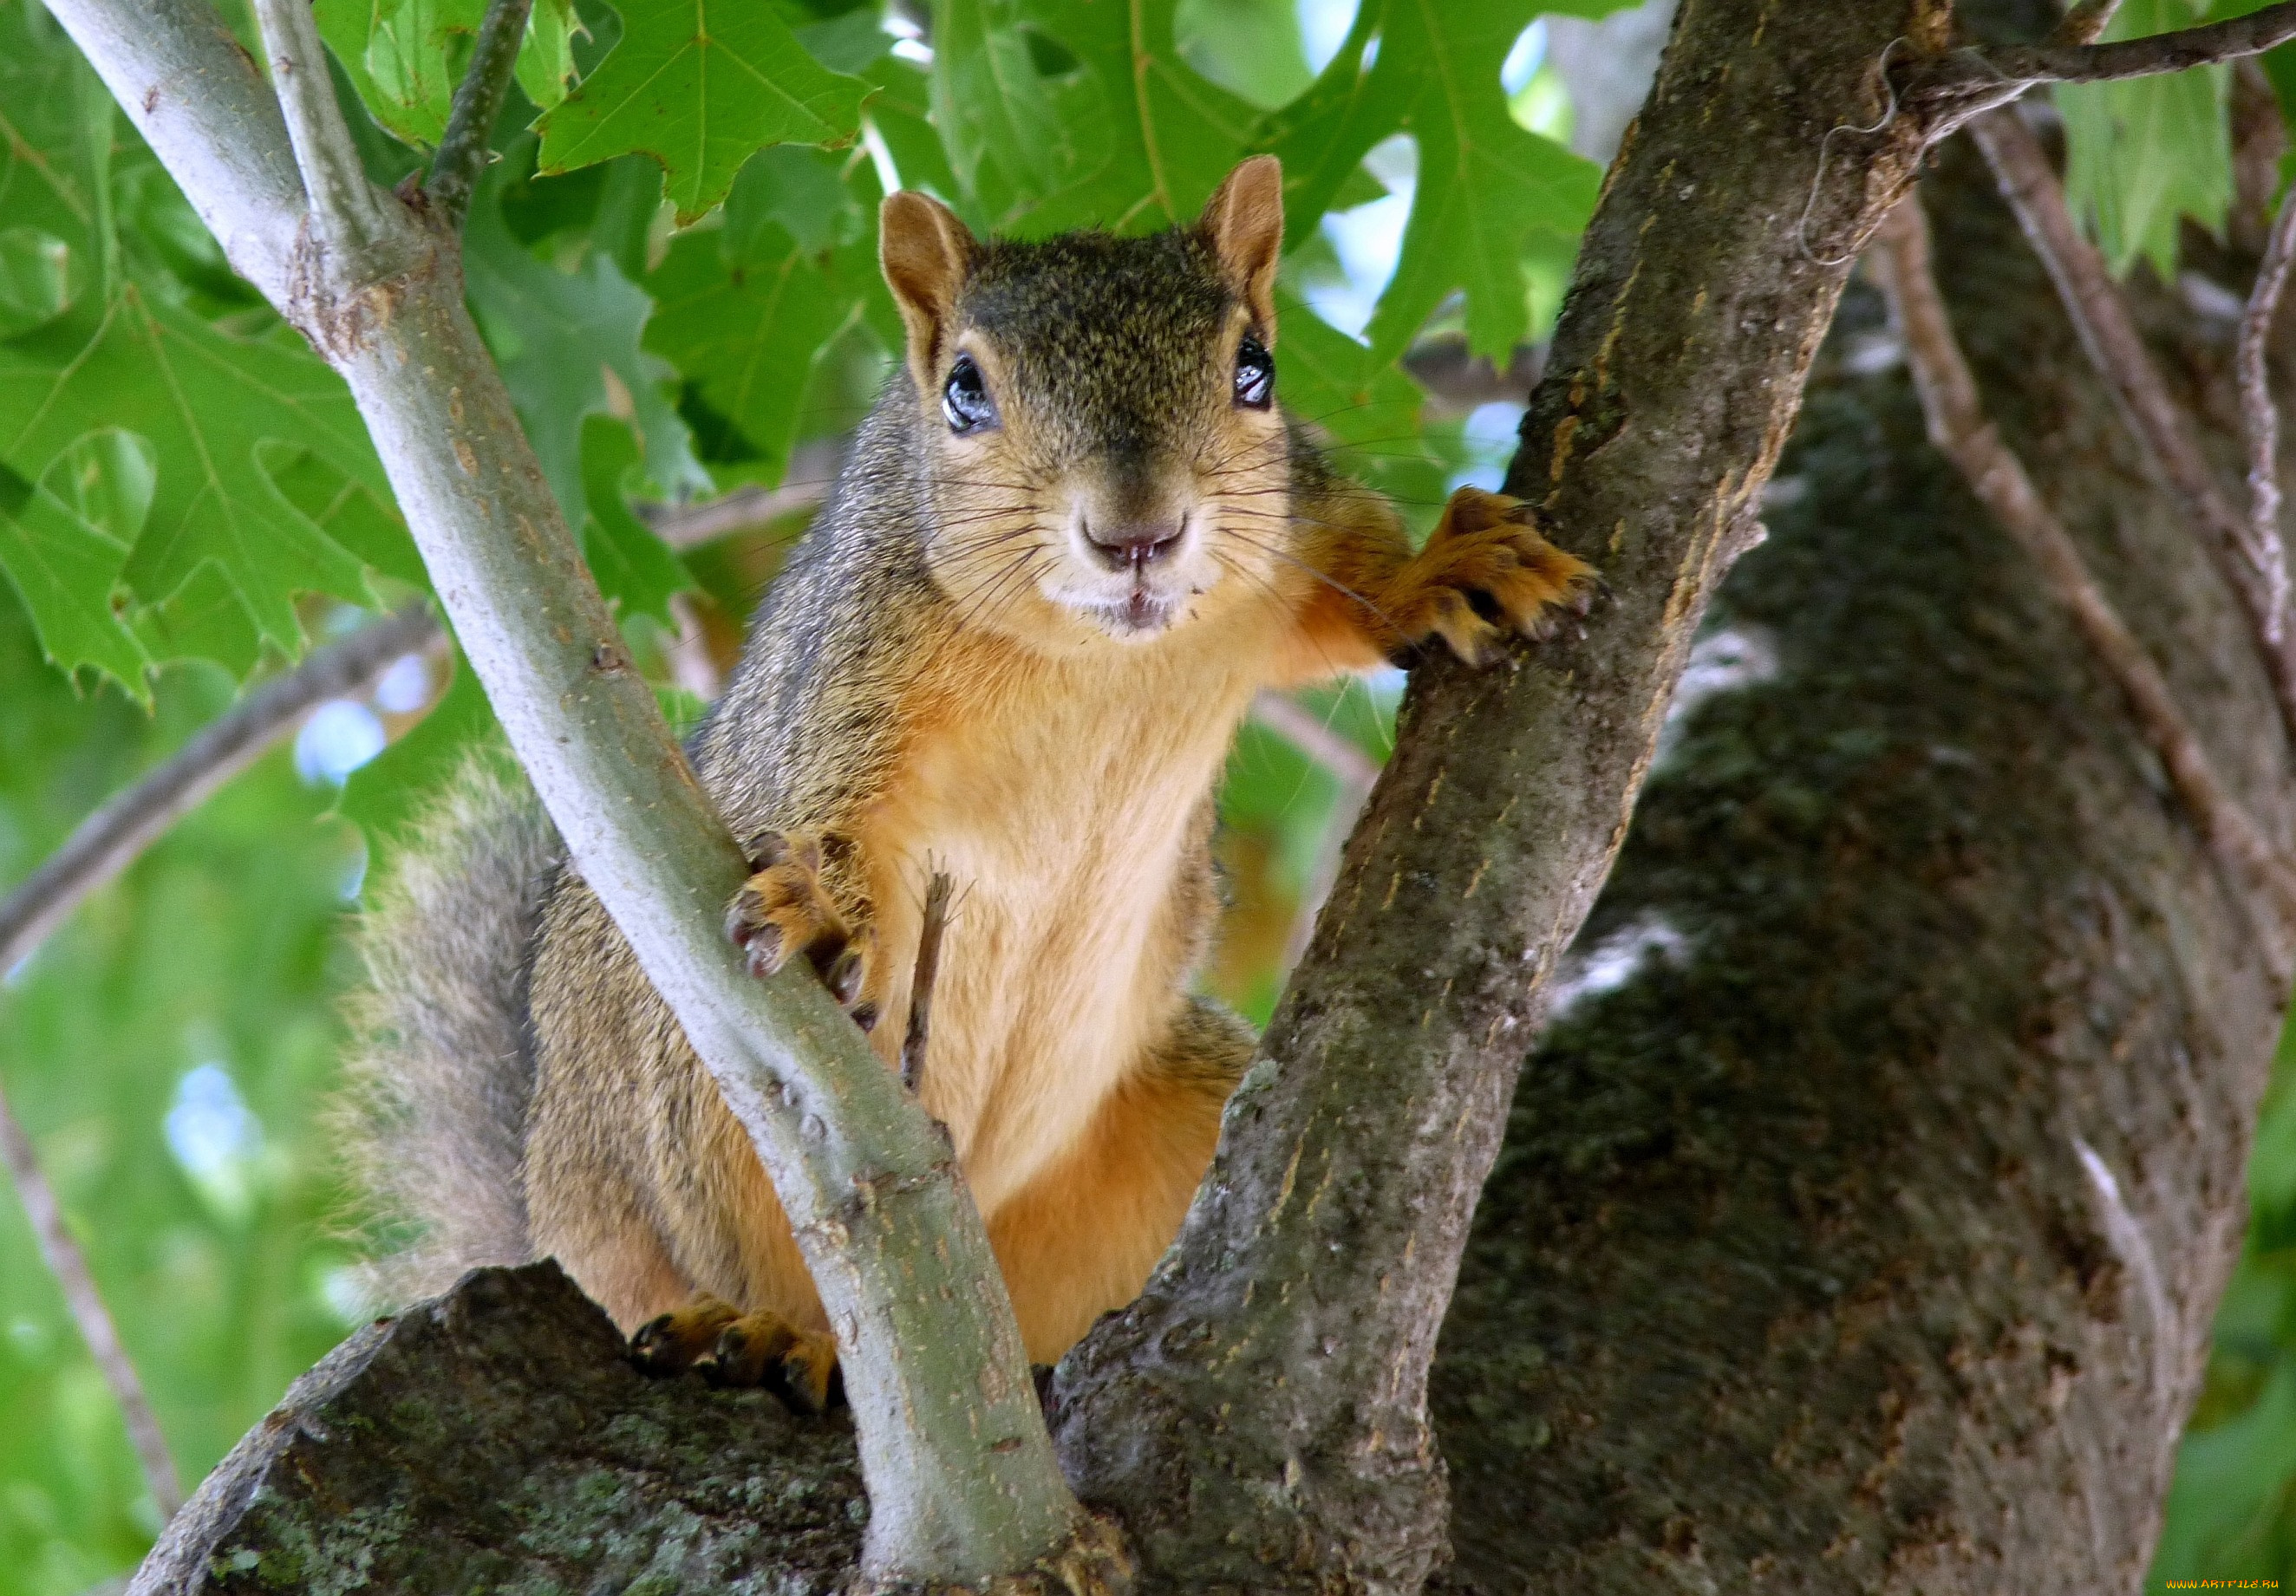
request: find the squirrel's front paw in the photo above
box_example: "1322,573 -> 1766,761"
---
727,830 -> 877,1026
629,1294 -> 843,1414
1394,487 -> 1598,666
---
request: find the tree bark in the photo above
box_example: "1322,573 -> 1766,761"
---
1427,135 -> 2290,1593
1048,2 -> 1947,1588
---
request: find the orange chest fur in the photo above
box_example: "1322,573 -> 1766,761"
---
852,629 -> 1263,1213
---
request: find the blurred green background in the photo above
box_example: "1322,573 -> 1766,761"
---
4,0 -> 2295,1589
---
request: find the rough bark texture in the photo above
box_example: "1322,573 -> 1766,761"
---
1425,137 -> 2290,1593
1047,2 -> 1946,1589
134,1263 -> 870,1595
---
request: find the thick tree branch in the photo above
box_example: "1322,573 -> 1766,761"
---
0,601 -> 437,1529
1869,197 -> 2296,965
248,0 -> 390,262
48,0 -> 1094,1582
1968,108 -> 2296,739
2240,192 -> 2296,643
1049,1 -> 1952,1586
426,0 -> 532,231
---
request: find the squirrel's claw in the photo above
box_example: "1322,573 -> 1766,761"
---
629,1293 -> 741,1376
727,830 -> 876,1019
1391,486 -> 1599,665
630,1294 -> 843,1414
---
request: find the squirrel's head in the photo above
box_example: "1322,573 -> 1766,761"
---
879,156 -> 1293,647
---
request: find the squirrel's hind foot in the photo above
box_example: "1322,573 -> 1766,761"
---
629,1293 -> 843,1413
727,830 -> 877,1020
1392,487 -> 1599,667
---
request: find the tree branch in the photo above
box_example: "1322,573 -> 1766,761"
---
0,1087 -> 182,1520
1967,108 -> 2296,739
44,0 -> 307,306
1869,197 -> 2296,966
248,0 -> 389,262
0,601 -> 438,1528
1902,2 -> 2296,133
49,0 -> 1096,1578
1048,0 -> 1948,1585
0,603 -> 440,975
426,0 -> 532,231
2239,191 -> 2296,644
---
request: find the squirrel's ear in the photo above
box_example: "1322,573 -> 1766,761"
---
880,191 -> 978,367
1200,155 -> 1283,342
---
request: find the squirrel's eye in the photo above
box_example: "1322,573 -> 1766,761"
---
943,355 -> 999,434
1234,335 -> 1274,410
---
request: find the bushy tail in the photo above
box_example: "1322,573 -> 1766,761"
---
336,750 -> 560,1307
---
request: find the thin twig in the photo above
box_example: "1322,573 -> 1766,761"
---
642,437 -> 846,550
0,600 -> 436,1525
2239,193 -> 2296,645
1902,2 -> 2296,134
249,0 -> 388,257
2052,0 -> 2126,48
902,872 -> 953,1097
426,0 -> 533,230
1869,199 -> 2296,965
0,1090 -> 181,1518
1248,693 -> 1382,969
1969,109 -> 2296,739
0,603 -> 440,974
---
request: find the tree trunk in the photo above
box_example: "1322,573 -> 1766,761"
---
1429,137 -> 2291,1593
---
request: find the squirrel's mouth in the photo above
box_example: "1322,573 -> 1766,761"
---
1083,585 -> 1182,638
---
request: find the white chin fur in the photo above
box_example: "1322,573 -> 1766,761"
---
1080,590 -> 1183,638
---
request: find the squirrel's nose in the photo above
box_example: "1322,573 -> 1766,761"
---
1083,518 -> 1184,572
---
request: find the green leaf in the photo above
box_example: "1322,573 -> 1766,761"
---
462,177 -> 710,531
0,1 -> 113,321
316,0 -> 579,147
0,432 -> 155,697
1001,0 -> 1264,235
579,415 -> 690,625
534,0 -> 868,224
2058,0 -> 2231,277
0,228 -> 75,340
0,290 -> 390,655
929,0 -> 1108,218
1273,289 -> 1426,477
645,172 -> 854,482
1270,0 -> 1601,362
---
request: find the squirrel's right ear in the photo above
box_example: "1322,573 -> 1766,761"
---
880,191 -> 978,368
1200,155 -> 1284,341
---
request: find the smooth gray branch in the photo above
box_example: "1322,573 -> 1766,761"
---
1871,198 -> 2296,968
249,0 -> 390,260
2239,193 -> 2296,646
42,0 -> 307,306
427,0 -> 533,229
0,601 -> 437,1528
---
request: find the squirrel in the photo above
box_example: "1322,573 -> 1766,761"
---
343,155 -> 1594,1410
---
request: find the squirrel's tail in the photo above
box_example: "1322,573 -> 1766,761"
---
336,749 -> 559,1306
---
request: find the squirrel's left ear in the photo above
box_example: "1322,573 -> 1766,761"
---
1200,155 -> 1283,342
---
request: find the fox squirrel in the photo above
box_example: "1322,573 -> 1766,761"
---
345,156 -> 1593,1409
